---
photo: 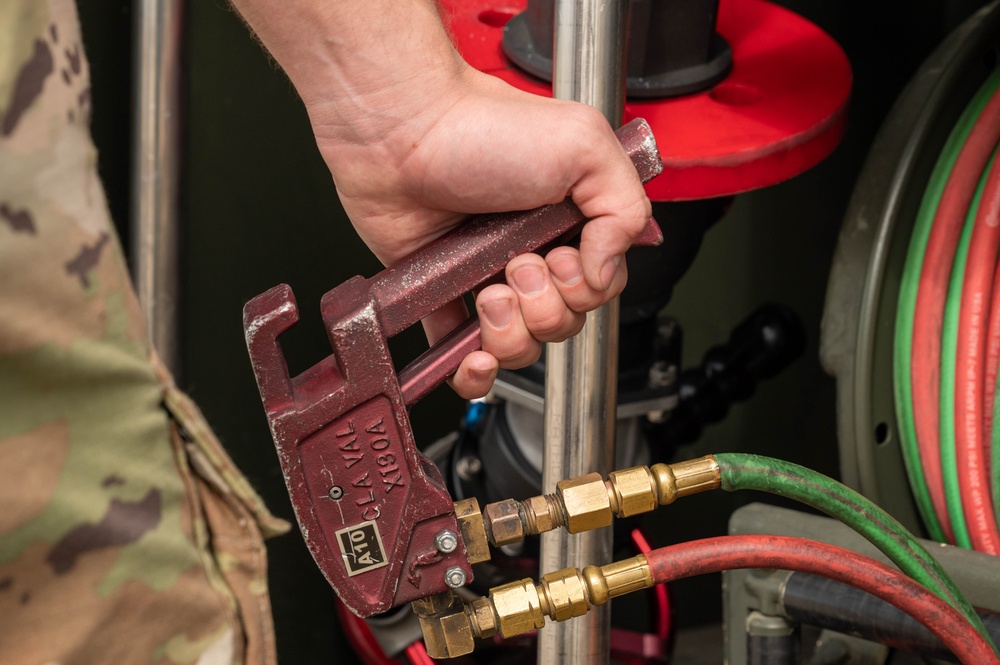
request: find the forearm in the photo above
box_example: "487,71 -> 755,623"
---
230,0 -> 468,148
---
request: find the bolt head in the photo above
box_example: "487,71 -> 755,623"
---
435,530 -> 459,554
456,456 -> 482,481
328,486 -> 343,500
445,567 -> 467,588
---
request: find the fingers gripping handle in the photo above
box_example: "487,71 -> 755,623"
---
346,118 -> 664,340
394,118 -> 664,405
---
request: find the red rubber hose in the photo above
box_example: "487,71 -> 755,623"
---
630,528 -> 671,643
644,535 -> 999,665
333,600 -> 400,665
956,153 -> 1000,554
984,252 -> 1000,478
911,85 -> 1000,543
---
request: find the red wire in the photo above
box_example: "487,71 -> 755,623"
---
333,600 -> 400,665
911,82 -> 1000,543
404,641 -> 435,665
630,528 -> 671,643
955,150 -> 1000,554
335,602 -> 436,665
644,535 -> 999,665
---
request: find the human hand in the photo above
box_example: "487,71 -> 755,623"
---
231,0 -> 652,399
311,69 -> 652,398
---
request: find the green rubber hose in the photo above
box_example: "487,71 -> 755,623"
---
715,452 -> 991,646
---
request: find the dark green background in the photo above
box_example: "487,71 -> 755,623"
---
77,2 -> 990,662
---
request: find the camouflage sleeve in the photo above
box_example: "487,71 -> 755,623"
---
0,2 -> 288,664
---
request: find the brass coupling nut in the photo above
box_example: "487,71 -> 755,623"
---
606,466 -> 659,517
557,472 -> 613,534
488,578 -> 547,638
539,568 -> 591,622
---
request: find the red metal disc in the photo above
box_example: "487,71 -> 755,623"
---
441,0 -> 852,201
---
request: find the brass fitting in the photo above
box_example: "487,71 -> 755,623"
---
649,455 -> 721,505
483,555 -> 653,639
557,472 -> 614,534
482,498 -> 524,547
479,456 -> 722,546
538,568 -> 590,621
522,494 -> 563,534
489,578 -> 547,637
454,498 -> 490,564
606,466 -> 658,517
415,556 -> 657,657
582,555 -> 654,606
467,597 -> 497,639
412,592 -> 475,659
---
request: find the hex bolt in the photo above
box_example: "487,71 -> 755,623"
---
445,567 -> 467,588
435,530 -> 459,554
455,456 -> 482,481
328,486 -> 343,500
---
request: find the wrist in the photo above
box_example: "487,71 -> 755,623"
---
232,0 -> 470,151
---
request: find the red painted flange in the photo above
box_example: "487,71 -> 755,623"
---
441,0 -> 852,201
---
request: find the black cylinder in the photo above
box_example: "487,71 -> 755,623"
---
746,611 -> 800,665
782,572 -> 1000,663
502,0 -> 732,98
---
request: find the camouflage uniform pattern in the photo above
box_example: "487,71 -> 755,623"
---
0,1 -> 289,663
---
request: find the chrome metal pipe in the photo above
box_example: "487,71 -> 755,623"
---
132,0 -> 184,374
539,2 -> 628,664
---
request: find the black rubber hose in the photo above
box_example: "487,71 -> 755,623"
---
782,572 -> 1000,663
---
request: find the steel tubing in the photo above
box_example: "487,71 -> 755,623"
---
539,1 -> 629,664
132,0 -> 184,374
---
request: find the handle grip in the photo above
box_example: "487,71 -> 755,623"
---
393,119 -> 665,406
328,118 -> 664,340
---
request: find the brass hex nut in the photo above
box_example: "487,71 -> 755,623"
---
540,568 -> 590,622
608,467 -> 658,517
468,597 -> 498,639
557,472 -> 613,534
417,611 -> 475,658
454,498 -> 491,564
524,494 -> 560,534
483,499 -> 524,546
490,579 -> 545,638
439,610 -> 476,656
413,592 -> 476,659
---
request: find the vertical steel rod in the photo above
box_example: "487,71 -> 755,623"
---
539,2 -> 628,664
132,0 -> 184,374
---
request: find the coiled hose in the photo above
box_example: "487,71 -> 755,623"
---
895,64 -> 1000,552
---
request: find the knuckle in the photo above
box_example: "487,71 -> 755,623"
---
527,310 -> 568,338
566,290 -> 604,313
